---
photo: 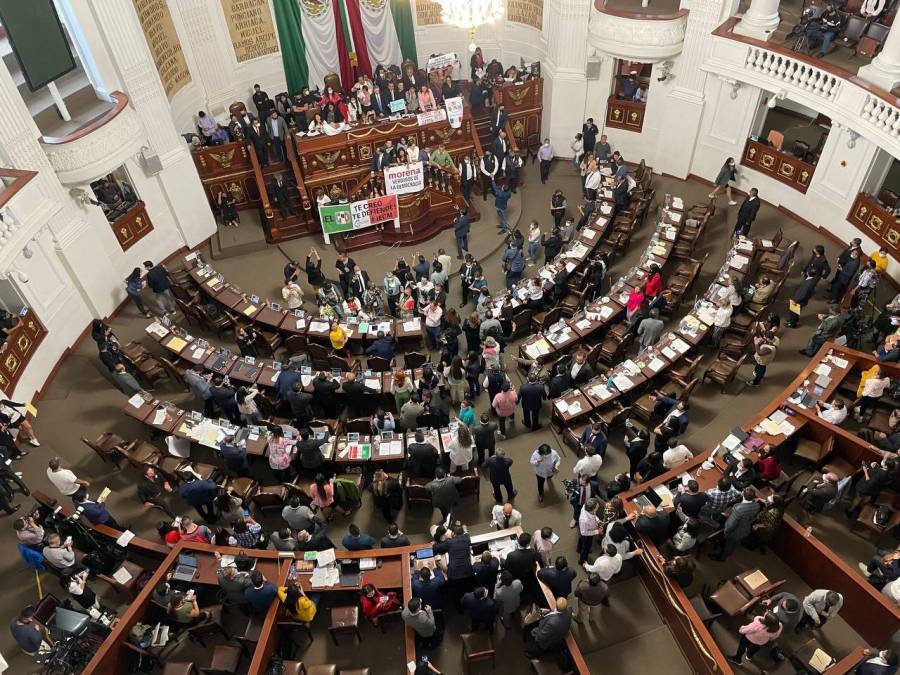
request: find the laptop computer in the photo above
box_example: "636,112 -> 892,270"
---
340,560 -> 361,587
171,553 -> 198,582
470,541 -> 490,557
633,488 -> 663,510
415,548 -> 434,560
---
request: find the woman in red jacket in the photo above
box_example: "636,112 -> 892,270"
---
359,583 -> 401,624
644,264 -> 664,310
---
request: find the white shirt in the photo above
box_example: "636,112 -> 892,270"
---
862,377 -> 890,398
47,468 -> 80,496
662,444 -> 693,469
584,553 -> 623,581
882,577 -> 900,606
573,453 -> 603,478
584,171 -> 602,191
491,505 -> 522,529
447,438 -> 473,467
282,283 -> 303,309
817,404 -> 848,425
713,306 -> 733,328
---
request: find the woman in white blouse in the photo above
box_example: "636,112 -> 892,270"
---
282,278 -> 304,309
447,422 -> 474,473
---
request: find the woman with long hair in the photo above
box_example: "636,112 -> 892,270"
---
391,368 -> 414,411
278,581 -> 317,622
445,356 -> 467,404
447,422 -> 474,472
359,583 -> 401,624
125,268 -> 152,318
709,157 -> 738,205
370,469 -> 403,522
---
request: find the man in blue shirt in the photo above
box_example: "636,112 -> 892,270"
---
412,562 -> 447,609
244,570 -> 277,614
275,364 -> 301,401
615,71 -> 640,100
179,475 -> 218,523
366,332 -> 395,360
492,181 -> 511,233
72,489 -> 123,529
342,523 -> 375,550
501,244 -> 525,289
142,261 -> 177,315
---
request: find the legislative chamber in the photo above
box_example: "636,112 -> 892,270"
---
0,0 -> 896,674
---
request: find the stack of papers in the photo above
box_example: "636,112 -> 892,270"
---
612,375 -> 634,391
145,322 -> 169,338
310,567 -> 340,587
672,338 -> 691,354
647,357 -> 666,372
165,336 -> 188,352
582,228 -> 596,240
827,355 -> 848,369
567,400 -> 582,415
731,254 -> 750,268
555,400 -> 569,413
661,345 -> 678,360
378,440 -> 404,456
308,321 -> 330,332
589,385 -> 613,401
402,319 -> 421,331
127,394 -> 146,408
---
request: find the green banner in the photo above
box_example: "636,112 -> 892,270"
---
320,203 -> 353,234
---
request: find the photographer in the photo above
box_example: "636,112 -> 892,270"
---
62,568 -> 102,617
14,514 -> 44,548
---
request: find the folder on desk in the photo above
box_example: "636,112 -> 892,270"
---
743,570 -> 768,590
808,648 -> 834,673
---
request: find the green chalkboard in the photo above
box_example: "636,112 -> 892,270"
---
0,0 -> 76,92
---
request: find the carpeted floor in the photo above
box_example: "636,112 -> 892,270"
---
0,159 -> 884,673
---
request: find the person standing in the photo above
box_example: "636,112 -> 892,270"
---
125,268 -> 152,318
727,612 -> 783,666
576,498 -> 601,566
710,488 -> 761,561
733,188 -> 760,237
788,246 -> 831,328
550,190 -> 566,229
433,524 -> 475,609
828,248 -> 861,302
479,149 -> 498,201
458,155 -> 476,202
492,382 -> 518,437
530,444 -> 560,503
797,589 -> 843,632
454,208 -> 470,260
518,373 -> 546,431
709,157 -> 738,205
179,474 -> 218,523
483,449 -> 516,504
747,331 -> 779,386
573,573 -> 609,624
799,304 -> 842,356
506,150 -> 524,193
537,138 -> 554,184
143,261 -> 177,315
493,181 -> 512,233
423,299 -> 443,350
501,244 -> 525,289
582,118 -> 599,154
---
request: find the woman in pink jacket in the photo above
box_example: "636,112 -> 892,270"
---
418,85 -> 437,112
728,612 -> 782,665
491,382 -> 518,438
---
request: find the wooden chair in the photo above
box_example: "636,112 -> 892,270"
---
81,433 -> 133,465
668,355 -> 702,383
701,353 -> 748,393
199,644 -> 243,675
366,356 -> 393,372
405,478 -> 432,508
404,351 -> 428,370
160,357 -> 190,391
856,21 -> 889,58
509,308 -> 534,340
344,417 -> 372,434
793,434 -> 834,467
328,606 -> 361,645
329,354 -> 360,373
461,631 -> 496,672
759,240 -> 798,276
283,334 -> 308,356
708,571 -> 784,617
597,332 -> 633,367
195,305 -> 234,337
253,329 -> 283,357
184,605 -> 228,646
529,655 -> 566,674
119,440 -> 163,469
250,485 -> 289,514
307,343 -> 332,370
689,596 -> 722,628
718,330 -> 754,360
596,402 -> 631,430
162,663 -> 198,675
457,468 -> 480,501
531,307 -> 563,334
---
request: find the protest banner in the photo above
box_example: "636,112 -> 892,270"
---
384,163 -> 425,195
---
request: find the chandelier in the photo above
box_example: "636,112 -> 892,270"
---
436,0 -> 504,51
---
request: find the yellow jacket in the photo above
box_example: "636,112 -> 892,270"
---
857,365 -> 879,398
871,250 -> 888,273
277,586 -> 317,622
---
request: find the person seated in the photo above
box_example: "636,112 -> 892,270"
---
815,398 -> 848,425
278,581 -> 317,623
381,523 -> 410,548
755,445 -> 783,486
342,523 -> 375,550
168,589 -> 207,626
525,597 -> 573,657
360,583 -> 401,624
664,556 -> 695,588
799,472 -> 839,516
244,570 -> 278,615
662,438 -> 693,470
724,457 -> 757,491
42,532 -> 76,573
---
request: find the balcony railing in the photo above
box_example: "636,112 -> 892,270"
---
707,18 -> 900,156
589,0 -> 689,62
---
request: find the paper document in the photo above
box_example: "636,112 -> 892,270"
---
152,409 -> 167,426
166,337 -> 187,352
127,394 -> 145,409
647,358 -> 665,372
808,649 -> 833,673
316,548 -> 336,567
743,570 -> 768,590
662,346 -> 677,360
402,320 -> 420,331
242,305 -> 257,316
116,530 -> 135,547
827,356 -> 848,369
567,401 -> 582,414
308,321 -> 329,332
554,400 -> 569,413
112,566 -> 133,585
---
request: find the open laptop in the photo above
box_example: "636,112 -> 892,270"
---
339,560 -> 361,587
171,553 -> 198,582
633,488 -> 663,511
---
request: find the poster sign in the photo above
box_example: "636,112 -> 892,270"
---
445,96 -> 464,129
319,195 -> 399,235
220,0 -> 280,63
416,109 -> 447,126
132,0 -> 192,100
389,99 -> 407,114
415,0 -> 443,25
384,163 -> 425,195
426,53 -> 457,72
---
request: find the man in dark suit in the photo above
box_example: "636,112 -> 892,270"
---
568,351 -> 594,387
334,253 -> 356,299
482,449 -> 515,504
578,422 -> 608,458
341,372 -> 375,418
724,458 -> 757,491
517,373 -> 547,431
503,532 -> 544,600
491,129 -> 509,169
548,365 -> 571,398
349,265 -> 370,301
711,488 -> 761,561
490,104 -> 508,139
433,525 -> 475,608
856,649 -> 898,675
406,431 -> 440,479
210,376 -> 241,424
505,150 -> 523,193
525,597 -> 573,657
634,505 -> 670,545
733,188 -> 761,237
537,557 -> 578,598
461,586 -> 498,631
366,332 -> 395,360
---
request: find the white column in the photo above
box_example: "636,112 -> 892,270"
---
733,0 -> 781,41
544,0 -> 591,155
171,0 -> 239,118
86,0 -> 217,249
858,22 -> 900,92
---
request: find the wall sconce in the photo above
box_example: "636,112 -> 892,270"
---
656,61 -> 674,83
729,81 -> 741,100
847,130 -> 860,149
766,90 -> 786,109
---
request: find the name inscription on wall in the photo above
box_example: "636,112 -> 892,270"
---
221,0 -> 280,63
508,0 -> 543,30
415,0 -> 444,26
132,0 -> 192,100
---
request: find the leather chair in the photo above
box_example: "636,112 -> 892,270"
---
365,356 -> 392,372
120,441 -> 163,470
278,620 -> 314,657
701,353 -> 748,393
404,351 -> 428,370
461,631 -> 496,672
457,468 -> 480,501
857,21 -> 889,58
836,13 -> 867,49
329,354 -> 360,373
709,572 -> 784,617
199,644 -> 242,675
284,334 -> 309,356
251,485 -> 289,514
344,418 -> 373,434
405,478 -> 432,508
529,655 -> 566,674
793,434 -> 834,467
328,606 -> 361,645
341,669 -> 371,675
235,614 -> 265,654
184,605 -> 228,646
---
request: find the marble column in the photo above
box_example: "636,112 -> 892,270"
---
858,21 -> 900,92
545,0 -> 591,154
86,0 -> 217,249
733,0 -> 781,41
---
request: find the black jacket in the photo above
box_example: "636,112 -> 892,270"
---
503,547 -> 543,583
737,196 -> 760,224
434,533 -> 474,579
406,442 -> 439,479
482,455 -> 513,484
518,382 -> 547,411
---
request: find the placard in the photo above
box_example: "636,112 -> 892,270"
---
426,53 -> 457,72
389,98 -> 407,114
508,0 -> 543,30
415,0 -> 444,25
416,109 -> 447,126
132,0 -> 192,100
445,96 -> 464,129
220,0 -> 280,63
319,195 -> 398,235
384,163 -> 425,195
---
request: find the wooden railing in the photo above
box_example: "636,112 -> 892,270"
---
0,308 -> 47,394
606,95 -> 646,132
741,138 -> 816,194
846,192 -> 899,262
246,142 -> 276,239
40,91 -> 128,145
